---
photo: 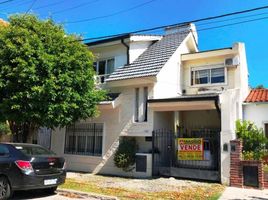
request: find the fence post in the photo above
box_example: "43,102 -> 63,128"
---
230,139 -> 243,187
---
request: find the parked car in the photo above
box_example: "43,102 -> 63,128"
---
0,143 -> 66,200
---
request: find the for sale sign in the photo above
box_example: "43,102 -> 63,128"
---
178,138 -> 204,160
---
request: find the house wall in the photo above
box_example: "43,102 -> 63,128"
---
153,34 -> 191,98
182,56 -> 236,95
180,43 -> 249,185
153,111 -> 174,130
233,43 -> 249,119
219,89 -> 241,184
52,34 -> 249,184
90,43 -> 128,69
181,110 -> 220,129
129,41 -> 152,63
51,85 -> 155,177
243,103 -> 268,129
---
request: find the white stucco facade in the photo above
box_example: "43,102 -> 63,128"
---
51,25 -> 250,184
243,103 -> 268,130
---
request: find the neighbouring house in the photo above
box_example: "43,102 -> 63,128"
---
51,23 -> 249,184
243,89 -> 268,137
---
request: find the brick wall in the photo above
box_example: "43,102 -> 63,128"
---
264,172 -> 268,188
230,140 -> 243,187
230,139 -> 267,189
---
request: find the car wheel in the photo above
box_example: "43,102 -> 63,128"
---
0,176 -> 11,200
44,186 -> 57,194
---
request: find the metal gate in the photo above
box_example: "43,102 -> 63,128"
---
152,128 -> 221,182
37,127 -> 52,149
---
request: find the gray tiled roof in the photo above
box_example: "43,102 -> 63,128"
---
106,30 -> 190,82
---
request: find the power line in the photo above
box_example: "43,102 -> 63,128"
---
52,0 -> 102,15
197,11 -> 268,26
197,15 -> 268,32
24,0 -> 37,15
0,0 -> 33,12
0,0 -> 16,5
66,0 -> 158,24
80,4 -> 268,42
34,0 -> 68,11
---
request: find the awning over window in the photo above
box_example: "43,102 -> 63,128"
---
98,93 -> 121,109
148,94 -> 220,111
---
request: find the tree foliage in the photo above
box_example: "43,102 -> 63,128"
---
255,84 -> 265,89
0,15 -> 105,142
0,122 -> 10,135
236,120 -> 268,160
114,138 -> 137,172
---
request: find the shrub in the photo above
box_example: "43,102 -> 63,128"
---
114,137 -> 137,172
236,120 -> 268,160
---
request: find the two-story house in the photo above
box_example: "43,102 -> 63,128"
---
50,23 -> 249,184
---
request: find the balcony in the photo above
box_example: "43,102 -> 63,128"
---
95,74 -> 110,84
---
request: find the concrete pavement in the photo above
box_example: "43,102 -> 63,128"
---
219,187 -> 268,200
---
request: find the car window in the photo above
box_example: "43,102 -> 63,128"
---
14,145 -> 55,156
0,145 -> 9,156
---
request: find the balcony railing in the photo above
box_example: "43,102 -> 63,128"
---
95,74 -> 110,84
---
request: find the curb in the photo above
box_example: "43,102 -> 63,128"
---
57,188 -> 119,200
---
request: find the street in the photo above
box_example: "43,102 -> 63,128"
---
11,190 -> 84,200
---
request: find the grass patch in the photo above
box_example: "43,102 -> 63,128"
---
60,178 -> 224,200
207,192 -> 223,200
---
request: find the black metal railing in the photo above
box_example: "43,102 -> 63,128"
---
152,128 -> 220,176
64,123 -> 103,156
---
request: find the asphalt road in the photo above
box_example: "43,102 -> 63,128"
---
10,190 -> 83,200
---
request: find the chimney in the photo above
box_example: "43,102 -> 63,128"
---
165,23 -> 198,44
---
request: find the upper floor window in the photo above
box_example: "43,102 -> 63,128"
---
191,66 -> 226,86
93,58 -> 115,75
93,58 -> 115,83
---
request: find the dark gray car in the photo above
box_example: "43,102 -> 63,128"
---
0,143 -> 66,200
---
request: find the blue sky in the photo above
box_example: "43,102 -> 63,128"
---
1,0 -> 268,87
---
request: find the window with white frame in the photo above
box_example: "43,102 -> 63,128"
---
93,58 -> 115,75
64,123 -> 103,156
134,87 -> 148,122
134,88 -> 139,122
143,87 -> 148,122
93,58 -> 115,83
191,65 -> 226,86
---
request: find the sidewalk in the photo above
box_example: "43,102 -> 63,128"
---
219,187 -> 268,200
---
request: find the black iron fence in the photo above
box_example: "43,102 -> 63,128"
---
152,128 -> 220,176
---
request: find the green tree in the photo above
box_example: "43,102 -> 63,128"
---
0,15 -> 105,142
255,84 -> 265,89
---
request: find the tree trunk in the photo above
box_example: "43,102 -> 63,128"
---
26,126 -> 38,144
8,121 -> 38,143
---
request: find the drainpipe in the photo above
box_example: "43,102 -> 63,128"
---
214,97 -> 221,119
121,38 -> 129,65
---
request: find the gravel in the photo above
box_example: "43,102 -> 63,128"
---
67,172 -> 211,193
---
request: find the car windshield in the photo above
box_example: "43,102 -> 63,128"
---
14,145 -> 56,156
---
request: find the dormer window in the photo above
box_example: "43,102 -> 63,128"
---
191,65 -> 226,86
93,58 -> 115,83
